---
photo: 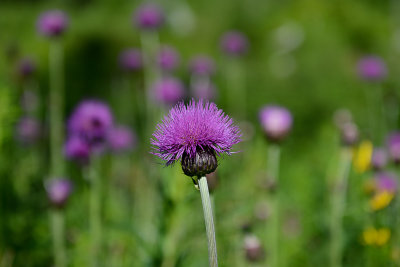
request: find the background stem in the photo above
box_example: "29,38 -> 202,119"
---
89,160 -> 102,267
51,210 -> 66,267
198,176 -> 218,267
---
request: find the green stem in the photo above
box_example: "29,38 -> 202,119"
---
51,210 -> 66,267
198,176 -> 218,267
49,40 -> 65,176
330,147 -> 352,267
267,144 -> 281,267
89,161 -> 102,267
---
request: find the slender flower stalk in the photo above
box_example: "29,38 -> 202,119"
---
330,147 -> 352,267
51,210 -> 66,267
198,176 -> 218,267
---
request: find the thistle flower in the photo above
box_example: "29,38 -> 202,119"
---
45,178 -> 73,208
243,235 -> 265,262
152,77 -> 185,106
259,105 -> 292,142
68,100 -> 113,146
357,56 -> 387,82
119,49 -> 142,72
376,172 -> 397,194
339,122 -> 359,146
134,3 -> 165,30
220,31 -> 249,56
64,136 -> 91,165
17,57 -> 36,78
151,99 -> 241,177
37,10 -> 69,37
371,148 -> 388,171
158,46 -> 180,71
189,55 -> 216,76
387,132 -> 400,164
107,125 -> 137,153
16,117 -> 41,145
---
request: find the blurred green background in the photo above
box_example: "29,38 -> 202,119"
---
1,0 -> 399,266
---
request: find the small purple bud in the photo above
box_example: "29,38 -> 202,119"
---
64,136 -> 91,165
220,31 -> 249,56
16,117 -> 41,145
17,58 -> 36,78
158,46 -> 180,71
339,122 -> 359,146
119,49 -> 142,72
387,132 -> 400,164
243,235 -> 265,262
45,178 -> 73,208
357,56 -> 387,82
108,125 -> 137,153
37,10 -> 69,37
189,55 -> 216,76
376,172 -> 397,193
259,105 -> 292,142
371,148 -> 388,171
152,77 -> 184,106
134,3 -> 165,30
193,81 -> 217,101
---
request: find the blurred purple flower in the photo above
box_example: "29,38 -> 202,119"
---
193,81 -> 217,100
45,178 -> 73,208
243,235 -> 265,262
371,148 -> 388,171
151,99 -> 241,166
387,132 -> 400,164
119,49 -> 142,72
259,105 -> 292,142
189,55 -> 216,76
152,77 -> 185,106
64,136 -> 91,165
17,58 -> 36,78
37,10 -> 69,37
158,46 -> 180,71
339,122 -> 359,146
220,31 -> 249,56
134,3 -> 165,30
16,117 -> 41,145
376,172 -> 397,193
357,56 -> 387,81
68,100 -> 113,146
108,125 -> 137,153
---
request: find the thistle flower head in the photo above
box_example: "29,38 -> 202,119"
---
259,105 -> 292,142
45,178 -> 73,208
189,55 -> 216,76
108,125 -> 137,153
17,58 -> 36,78
339,122 -> 359,146
220,30 -> 249,56
376,172 -> 398,194
68,100 -> 113,146
151,100 -> 241,174
37,10 -> 69,37
16,117 -> 41,145
152,77 -> 185,106
119,49 -> 142,72
387,132 -> 400,164
357,56 -> 387,82
244,235 -> 265,262
134,3 -> 165,30
371,148 -> 388,171
64,135 -> 91,165
158,45 -> 180,71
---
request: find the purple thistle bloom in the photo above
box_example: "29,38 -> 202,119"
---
220,31 -> 249,56
189,55 -> 216,76
152,77 -> 185,106
16,117 -> 41,145
134,3 -> 165,30
371,148 -> 388,171
387,132 -> 400,164
17,58 -> 36,78
244,235 -> 265,262
151,99 -> 241,168
158,46 -> 180,71
108,125 -> 137,153
119,49 -> 142,72
45,178 -> 73,208
376,172 -> 397,193
193,81 -> 217,101
259,105 -> 292,142
64,136 -> 91,164
68,100 -> 113,146
37,10 -> 69,37
357,56 -> 387,81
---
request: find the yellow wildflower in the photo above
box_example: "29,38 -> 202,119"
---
363,227 -> 377,245
376,228 -> 391,246
354,140 -> 373,173
362,227 -> 391,246
370,191 -> 394,211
